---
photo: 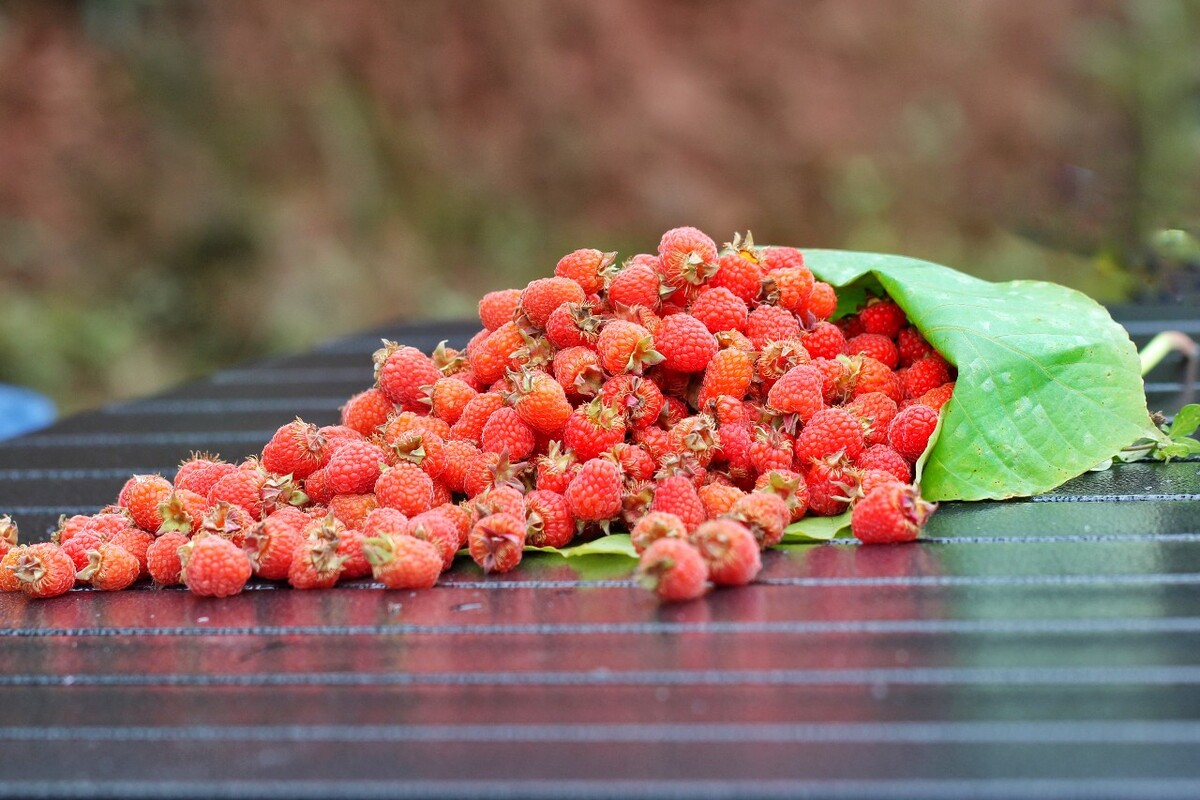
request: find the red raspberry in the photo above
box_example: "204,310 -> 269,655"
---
761,245 -> 806,273
690,518 -> 761,586
755,339 -> 811,390
839,314 -> 865,339
916,382 -> 955,411
901,355 -> 952,400
156,489 -> 208,535
451,391 -> 506,444
795,407 -> 866,463
386,429 -> 447,481
763,266 -> 814,314
261,419 -> 326,479
754,469 -> 809,523
0,516 -> 16,561
856,468 -> 901,500
565,457 -> 623,524
552,346 -> 604,399
689,287 -> 748,334
697,348 -> 754,407
607,442 -> 656,481
1,543 -> 75,598
846,334 -> 899,370
545,302 -> 602,349
424,377 -> 478,425
766,365 -> 825,420
524,489 -> 574,548
472,485 -> 526,522
858,298 -> 907,338
341,388 -> 395,436
361,507 -> 410,539
334,527 -> 372,580
304,468 -> 333,506
174,454 -> 236,497
54,514 -> 92,547
198,501 -> 254,547
801,321 -> 846,361
470,321 -> 524,385
146,531 -> 188,586
328,493 -> 379,530
535,441 -> 580,494
746,305 -> 802,349
712,251 -> 763,305
407,509 -> 462,570
478,288 -> 521,331
600,374 -> 665,430
462,450 -> 529,498
804,458 -> 855,516
749,425 -> 794,475
889,404 -> 940,462
852,482 -> 936,544
850,356 -> 904,403
120,474 -> 173,533
806,282 -> 838,319
632,425 -> 670,463
180,535 -> 252,597
508,369 -> 572,435
699,482 -> 745,519
325,440 -> 388,495
637,538 -> 709,602
469,512 -> 526,574
519,276 -> 587,329
725,491 -> 790,549
61,530 -> 104,572
375,464 -> 434,517
844,391 -> 899,447
480,407 -> 536,460
896,325 -> 934,367
363,533 -> 443,589
715,422 -> 753,478
666,415 -> 721,468
556,248 -> 617,295
318,424 -> 365,458
607,260 -> 666,311
650,475 -> 706,533
374,341 -> 442,407
108,528 -> 154,577
289,517 -> 346,590
854,444 -> 913,484
596,320 -> 665,375
242,510 -> 306,581
75,542 -> 139,591
657,227 -> 718,289
563,399 -> 626,462
630,510 -> 689,554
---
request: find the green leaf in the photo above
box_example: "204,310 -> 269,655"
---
531,533 -> 638,560
805,251 -> 1157,501
1168,404 -> 1200,439
1159,438 -> 1200,460
783,511 -> 852,542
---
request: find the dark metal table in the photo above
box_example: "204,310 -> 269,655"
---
0,313 -> 1197,799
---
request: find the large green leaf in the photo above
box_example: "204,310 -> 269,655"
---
805,251 -> 1157,501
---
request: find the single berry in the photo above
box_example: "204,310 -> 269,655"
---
479,288 -> 522,331
261,419 -> 326,479
1,543 -> 75,598
630,510 -> 688,554
341,387 -> 395,436
374,341 -> 442,407
889,404 -> 940,463
468,513 -> 526,574
363,533 -> 443,589
852,482 -> 936,544
181,535 -> 253,598
636,538 -> 709,602
76,542 -> 140,591
689,518 -> 761,586
375,464 -> 434,517
146,532 -> 189,586
565,457 -> 624,524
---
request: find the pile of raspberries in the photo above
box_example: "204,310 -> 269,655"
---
1,228 -> 950,603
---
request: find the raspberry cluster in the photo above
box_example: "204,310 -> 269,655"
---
1,228 -> 949,603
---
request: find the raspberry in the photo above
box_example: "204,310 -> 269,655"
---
451,391 -> 506,444
468,513 -> 526,574
916,382 -> 955,411
755,339 -> 811,389
109,527 -> 154,576
657,227 -> 718,289
600,374 -> 665,430
690,518 -> 761,586
806,282 -> 838,319
851,482 -> 936,544
340,387 -> 394,436
531,441 -> 578,494
725,491 -> 790,549
754,469 -> 809,523
374,341 -> 442,407
304,468 -> 333,505
858,298 -> 907,338
637,538 -> 709,602
556,248 -> 617,295
697,347 -> 754,407
552,346 -> 604,399
328,493 -> 379,530
565,457 -> 623,524
749,425 -> 794,475
0,516 -> 16,561
846,333 -> 899,370
386,429 -> 447,480
801,321 -> 846,361
289,518 -> 346,590
666,415 -> 721,468
406,509 -> 461,570
524,489 -> 574,548
155,489 -> 207,535
844,391 -> 899,447
607,260 -> 666,311
61,530 -> 104,572
901,355 -> 953,400
795,407 -> 866,463
146,532 -> 189,586
850,356 -> 904,403
375,463 -> 434,517
519,276 -> 587,329
198,501 -> 254,547
630,511 -> 688,554
889,404 -> 940,462
181,535 -> 252,598
509,369 -> 572,435
766,365 -> 825,421
261,419 -> 326,480
1,543 -> 75,598
763,266 -> 814,314
424,377 -> 478,425
361,507 -> 410,539
242,511 -> 305,581
596,320 -> 664,375
120,474 -> 173,533
481,407 -> 536,460
471,322 -> 524,385
563,399 -> 626,462
472,485 -> 527,522
650,475 -> 706,533
363,533 -> 443,589
714,422 -> 753,478
462,450 -> 529,498
712,250 -> 763,305
478,288 -> 522,331
689,287 -> 748,334
174,453 -> 236,497
545,302 -> 602,349
335,527 -> 372,580
854,444 -> 913,484
76,542 -> 140,592
607,442 -> 656,481
804,458 -> 855,517
746,305 -> 802,349
896,325 -> 934,367
325,440 -> 388,495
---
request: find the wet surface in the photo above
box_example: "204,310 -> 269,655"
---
0,312 -> 1197,798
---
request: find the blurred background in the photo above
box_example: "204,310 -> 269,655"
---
1,0 -> 1198,416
